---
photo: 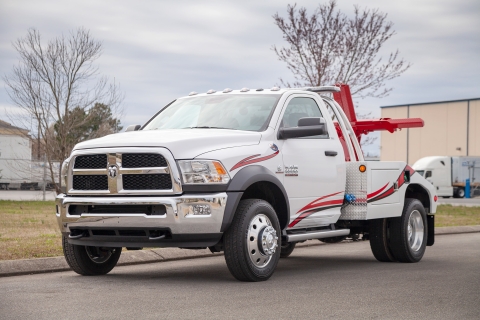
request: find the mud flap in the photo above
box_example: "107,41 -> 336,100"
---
427,215 -> 434,246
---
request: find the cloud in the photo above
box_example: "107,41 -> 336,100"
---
1,0 -> 479,156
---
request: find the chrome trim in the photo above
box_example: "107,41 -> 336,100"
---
67,147 -> 182,195
286,229 -> 350,242
72,169 -> 108,175
56,193 -> 227,235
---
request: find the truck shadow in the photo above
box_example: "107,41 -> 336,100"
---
104,253 -> 388,284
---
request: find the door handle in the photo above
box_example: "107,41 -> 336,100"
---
325,151 -> 338,157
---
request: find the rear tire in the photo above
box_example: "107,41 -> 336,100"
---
369,218 -> 396,262
62,236 -> 122,275
280,242 -> 296,258
389,199 -> 427,262
454,188 -> 465,198
224,199 -> 281,282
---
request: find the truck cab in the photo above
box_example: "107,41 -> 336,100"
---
413,156 -> 453,197
56,85 -> 437,281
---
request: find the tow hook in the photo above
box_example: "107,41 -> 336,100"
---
148,231 -> 166,240
69,231 -> 85,239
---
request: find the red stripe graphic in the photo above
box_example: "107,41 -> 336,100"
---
367,183 -> 389,199
288,200 -> 344,228
230,151 -> 279,171
297,191 -> 344,213
368,166 -> 415,203
288,192 -> 344,228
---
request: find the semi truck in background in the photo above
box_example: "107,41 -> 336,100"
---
412,156 -> 480,198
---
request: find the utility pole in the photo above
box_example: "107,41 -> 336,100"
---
37,118 -> 41,160
42,154 -> 46,201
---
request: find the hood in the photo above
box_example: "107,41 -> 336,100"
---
73,129 -> 262,159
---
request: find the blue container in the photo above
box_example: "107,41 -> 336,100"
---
465,178 -> 471,199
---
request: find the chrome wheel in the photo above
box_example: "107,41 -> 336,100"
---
85,247 -> 115,264
407,210 -> 424,252
247,214 -> 278,268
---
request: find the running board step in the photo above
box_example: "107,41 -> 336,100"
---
286,229 -> 350,242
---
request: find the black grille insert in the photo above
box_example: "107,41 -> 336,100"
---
73,175 -> 108,190
68,204 -> 166,216
74,154 -> 107,169
122,153 -> 167,168
123,174 -> 172,190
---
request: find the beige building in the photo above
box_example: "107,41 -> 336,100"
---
380,98 -> 480,165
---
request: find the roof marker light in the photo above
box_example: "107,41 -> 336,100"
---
270,86 -> 280,91
240,87 -> 250,92
223,88 -> 232,93
256,88 -> 264,91
189,91 -> 198,96
206,89 -> 216,94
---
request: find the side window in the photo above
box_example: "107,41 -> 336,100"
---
280,97 -> 328,139
425,171 -> 432,178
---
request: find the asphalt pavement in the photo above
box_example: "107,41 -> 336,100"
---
1,233 -> 479,319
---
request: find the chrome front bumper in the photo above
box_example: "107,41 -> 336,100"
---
56,193 -> 227,247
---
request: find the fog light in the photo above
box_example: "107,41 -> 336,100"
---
189,204 -> 211,216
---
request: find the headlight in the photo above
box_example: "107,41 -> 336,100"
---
60,158 -> 70,191
177,160 -> 230,184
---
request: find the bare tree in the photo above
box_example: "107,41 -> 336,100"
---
4,27 -> 124,194
272,0 -> 410,99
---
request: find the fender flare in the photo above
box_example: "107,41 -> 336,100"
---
221,165 -> 290,232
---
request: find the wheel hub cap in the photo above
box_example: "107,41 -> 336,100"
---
247,214 -> 278,268
260,226 -> 278,255
408,210 -> 424,252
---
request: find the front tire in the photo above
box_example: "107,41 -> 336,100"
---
389,199 -> 428,262
62,236 -> 122,275
224,199 -> 281,282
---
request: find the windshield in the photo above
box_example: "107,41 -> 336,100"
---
143,94 -> 281,132
416,170 -> 425,177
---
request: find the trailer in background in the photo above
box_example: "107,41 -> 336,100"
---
412,156 -> 480,198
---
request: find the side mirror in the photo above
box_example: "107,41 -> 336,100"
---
125,124 -> 141,132
277,117 -> 327,140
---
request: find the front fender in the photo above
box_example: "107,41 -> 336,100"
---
220,165 -> 290,231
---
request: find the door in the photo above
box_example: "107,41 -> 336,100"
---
278,95 -> 346,229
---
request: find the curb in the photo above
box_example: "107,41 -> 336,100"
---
1,225 -> 479,278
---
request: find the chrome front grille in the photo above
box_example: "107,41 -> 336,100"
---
68,148 -> 182,195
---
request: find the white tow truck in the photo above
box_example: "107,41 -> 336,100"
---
56,85 -> 437,281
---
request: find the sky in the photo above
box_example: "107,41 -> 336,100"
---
1,0 -> 479,156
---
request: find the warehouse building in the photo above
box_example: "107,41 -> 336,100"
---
380,98 -> 480,165
0,120 -> 32,188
